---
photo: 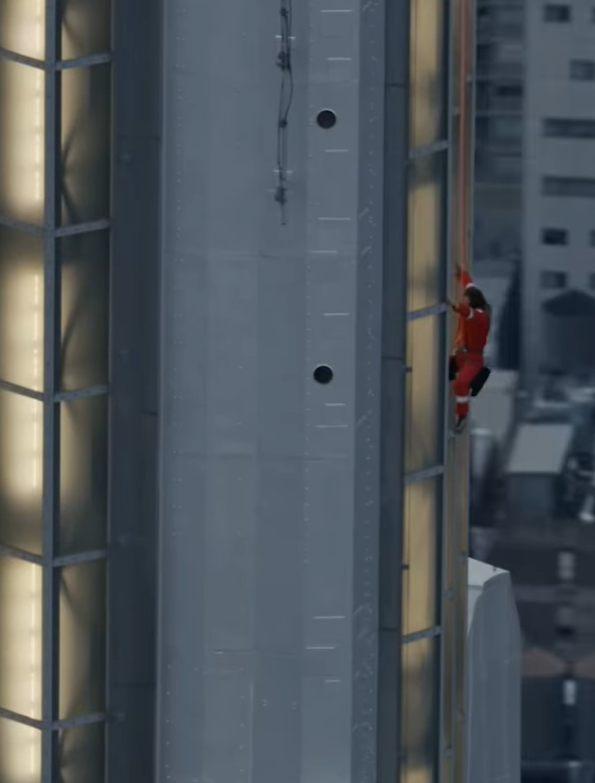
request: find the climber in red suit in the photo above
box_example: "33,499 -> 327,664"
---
449,266 -> 491,433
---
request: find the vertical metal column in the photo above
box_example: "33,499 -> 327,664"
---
41,1 -> 61,780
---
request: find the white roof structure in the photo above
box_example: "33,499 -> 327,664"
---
466,558 -> 521,783
473,260 -> 515,366
472,369 -> 518,447
505,423 -> 573,476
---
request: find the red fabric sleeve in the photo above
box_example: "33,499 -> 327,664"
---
454,302 -> 471,318
456,270 -> 473,288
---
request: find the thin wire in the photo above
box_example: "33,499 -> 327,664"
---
275,0 -> 294,224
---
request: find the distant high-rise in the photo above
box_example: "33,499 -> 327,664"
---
474,0 -> 524,260
523,0 -> 595,386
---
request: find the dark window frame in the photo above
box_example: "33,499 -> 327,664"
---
543,176 -> 595,198
541,228 -> 569,246
541,271 -> 568,289
543,117 -> 595,138
570,59 -> 595,81
544,4 -> 571,22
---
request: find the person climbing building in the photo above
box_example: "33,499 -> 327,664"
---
449,265 -> 491,433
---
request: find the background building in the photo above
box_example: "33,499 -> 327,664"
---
0,1 -> 511,782
474,0 -> 525,261
523,0 -> 595,387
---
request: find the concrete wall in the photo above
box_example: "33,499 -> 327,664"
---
156,1 -> 389,781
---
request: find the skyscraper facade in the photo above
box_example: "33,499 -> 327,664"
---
474,0 -> 524,261
0,1 -> 474,782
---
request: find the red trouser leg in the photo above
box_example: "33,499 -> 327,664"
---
453,357 -> 482,417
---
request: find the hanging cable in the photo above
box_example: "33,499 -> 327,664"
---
275,0 -> 294,224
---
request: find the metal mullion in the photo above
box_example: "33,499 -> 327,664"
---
54,383 -> 109,402
55,217 -> 111,238
0,379 -> 44,401
402,625 -> 442,645
0,47 -> 45,69
0,213 -> 44,235
52,712 -> 107,730
53,548 -> 108,567
57,52 -> 112,70
41,2 -> 61,780
408,139 -> 449,160
404,463 -> 445,485
0,706 -> 43,730
407,302 -> 449,321
0,543 -> 43,565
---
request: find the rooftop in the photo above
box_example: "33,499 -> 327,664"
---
505,423 -> 573,476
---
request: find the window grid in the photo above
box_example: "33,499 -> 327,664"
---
0,7 -> 111,777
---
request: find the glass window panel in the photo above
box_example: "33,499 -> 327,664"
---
450,115 -> 461,267
407,153 -> 446,312
0,0 -> 45,60
409,0 -> 445,147
441,600 -> 454,783
0,60 -> 45,225
402,479 -> 439,635
59,560 -> 107,719
62,0 -> 111,60
0,391 -> 43,555
60,65 -> 111,226
0,556 -> 42,720
405,316 -> 443,473
451,0 -> 462,110
0,717 -> 41,783
59,396 -> 108,556
60,231 -> 109,390
400,637 -> 438,783
0,228 -> 44,391
58,722 -> 105,783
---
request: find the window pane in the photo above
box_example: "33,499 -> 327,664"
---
61,65 -> 111,226
405,316 -> 443,473
60,231 -> 109,390
543,176 -> 595,198
410,0 -> 445,147
408,153 -> 445,312
58,722 -> 105,783
401,637 -> 438,783
59,560 -> 107,719
0,228 -> 44,391
541,271 -> 567,290
62,0 -> 111,60
402,478 -> 439,635
0,391 -> 43,554
59,396 -> 108,556
0,716 -> 41,783
544,118 -> 595,139
0,59 -> 45,225
570,60 -> 595,81
541,228 -> 568,246
544,4 -> 571,22
0,556 -> 42,720
0,0 -> 45,59
441,600 -> 454,783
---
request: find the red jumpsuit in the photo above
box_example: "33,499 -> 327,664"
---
452,271 -> 490,418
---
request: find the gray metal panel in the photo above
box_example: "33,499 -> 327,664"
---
157,2 -> 389,783
108,0 -> 161,779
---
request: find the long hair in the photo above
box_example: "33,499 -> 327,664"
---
466,285 -> 490,314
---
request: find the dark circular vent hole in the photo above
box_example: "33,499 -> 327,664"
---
313,365 -> 334,384
316,110 -> 337,129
